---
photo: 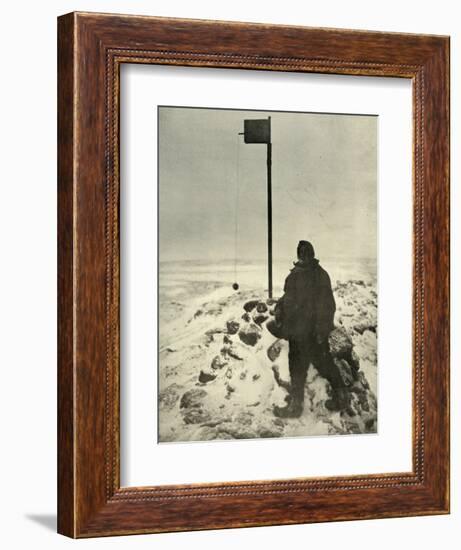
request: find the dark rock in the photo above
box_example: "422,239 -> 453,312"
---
180,388 -> 210,424
256,302 -> 268,313
199,427 -> 219,440
351,377 -> 367,393
225,367 -> 233,379
198,369 -> 217,384
328,327 -> 353,358
183,408 -> 211,425
341,420 -> 362,434
226,383 -> 235,393
253,313 -> 269,325
243,300 -> 259,312
357,392 -> 370,411
241,312 -> 251,322
220,344 -> 231,356
258,429 -> 281,439
334,358 -> 355,387
267,339 -> 284,362
273,418 -> 284,428
239,370 -> 247,380
266,298 -> 278,306
217,424 -> 257,439
180,388 -> 207,409
193,309 -> 203,319
258,424 -> 283,438
238,323 -> 262,346
365,417 -> 377,432
226,320 -> 240,335
201,416 -> 231,428
211,355 -> 228,370
223,335 -> 233,345
350,349 -> 360,371
252,373 -> 261,381
226,347 -> 244,361
356,371 -> 370,390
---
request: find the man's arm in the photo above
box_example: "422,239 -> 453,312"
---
282,271 -> 300,315
276,268 -> 304,338
315,270 -> 336,343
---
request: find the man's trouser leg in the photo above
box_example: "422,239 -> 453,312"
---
312,341 -> 350,410
288,339 -> 311,404
273,339 -> 310,418
312,341 -> 344,388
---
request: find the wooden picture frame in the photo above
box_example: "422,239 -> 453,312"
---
57,12 -> 450,538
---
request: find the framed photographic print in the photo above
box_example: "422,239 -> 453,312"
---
155,105 -> 378,443
57,12 -> 450,537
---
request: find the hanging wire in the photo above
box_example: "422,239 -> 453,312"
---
233,132 -> 241,290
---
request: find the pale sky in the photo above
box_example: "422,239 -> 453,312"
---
158,107 -> 377,263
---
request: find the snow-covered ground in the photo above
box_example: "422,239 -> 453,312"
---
158,259 -> 377,443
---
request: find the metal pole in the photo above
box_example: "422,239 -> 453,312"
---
267,118 -> 273,298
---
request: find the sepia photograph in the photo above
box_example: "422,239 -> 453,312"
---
158,106 -> 378,443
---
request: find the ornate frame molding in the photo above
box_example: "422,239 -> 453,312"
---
58,12 -> 449,537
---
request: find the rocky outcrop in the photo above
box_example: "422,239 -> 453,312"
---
327,326 -> 377,429
328,327 -> 364,385
269,323 -> 377,432
160,279 -> 377,443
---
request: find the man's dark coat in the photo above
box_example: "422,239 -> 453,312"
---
278,258 -> 336,341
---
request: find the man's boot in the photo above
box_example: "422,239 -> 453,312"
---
273,394 -> 304,418
325,387 -> 353,414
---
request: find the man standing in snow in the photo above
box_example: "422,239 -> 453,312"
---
272,240 -> 348,418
